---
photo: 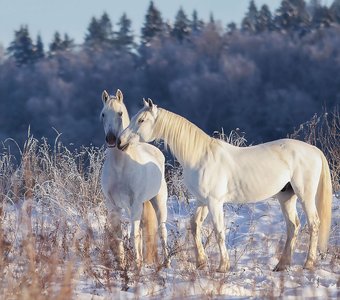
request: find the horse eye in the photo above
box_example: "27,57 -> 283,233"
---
118,111 -> 123,117
102,113 -> 105,118
138,119 -> 144,124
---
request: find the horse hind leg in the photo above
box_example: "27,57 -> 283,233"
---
190,205 -> 209,269
142,201 -> 158,264
301,196 -> 320,270
273,190 -> 300,271
291,177 -> 320,270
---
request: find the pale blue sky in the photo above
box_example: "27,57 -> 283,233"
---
0,0 -> 284,47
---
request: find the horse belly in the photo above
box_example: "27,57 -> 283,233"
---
226,167 -> 290,203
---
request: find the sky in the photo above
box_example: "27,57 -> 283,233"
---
0,0 -> 284,48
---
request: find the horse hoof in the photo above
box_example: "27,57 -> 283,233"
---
216,263 -> 230,273
273,263 -> 289,272
304,260 -> 315,270
163,259 -> 171,269
196,260 -> 207,270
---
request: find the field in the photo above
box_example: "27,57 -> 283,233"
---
0,112 -> 339,299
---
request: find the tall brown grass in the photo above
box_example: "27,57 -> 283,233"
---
0,107 -> 338,298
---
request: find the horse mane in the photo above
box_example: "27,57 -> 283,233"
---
154,108 -> 215,167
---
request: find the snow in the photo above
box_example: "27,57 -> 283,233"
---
1,194 -> 339,299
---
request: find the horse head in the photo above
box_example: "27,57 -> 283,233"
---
117,98 -> 158,151
100,89 -> 130,148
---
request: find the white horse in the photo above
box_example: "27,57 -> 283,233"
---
117,99 -> 332,272
100,90 -> 169,269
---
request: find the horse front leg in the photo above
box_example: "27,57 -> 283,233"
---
208,200 -> 230,272
107,208 -> 125,269
274,192 -> 300,271
190,205 -> 209,269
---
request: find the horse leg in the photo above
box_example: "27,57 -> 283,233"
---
131,203 -> 144,269
301,197 -> 320,270
292,178 -> 320,270
208,201 -> 230,272
190,205 -> 209,269
107,208 -> 125,269
151,180 -> 170,268
273,191 -> 300,271
142,200 -> 158,264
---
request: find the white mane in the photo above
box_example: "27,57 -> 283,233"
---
153,108 -> 215,167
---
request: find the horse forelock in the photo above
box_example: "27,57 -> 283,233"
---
154,108 -> 213,167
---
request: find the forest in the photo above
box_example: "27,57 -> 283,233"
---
0,0 -> 339,148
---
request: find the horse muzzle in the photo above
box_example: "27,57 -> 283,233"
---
116,138 -> 129,151
105,132 -> 117,148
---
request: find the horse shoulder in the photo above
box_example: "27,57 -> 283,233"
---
137,143 -> 165,169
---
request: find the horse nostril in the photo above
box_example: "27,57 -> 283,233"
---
106,132 -> 117,147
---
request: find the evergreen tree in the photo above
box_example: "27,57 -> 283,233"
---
171,8 -> 191,42
62,33 -> 75,50
330,0 -> 340,23
7,25 -> 34,66
33,34 -> 44,60
312,5 -> 333,28
99,12 -> 114,45
141,1 -> 164,44
115,13 -> 135,51
274,0 -> 311,32
257,4 -> 274,32
226,22 -> 237,33
49,31 -> 64,54
85,13 -> 114,49
191,10 -> 204,35
241,0 -> 259,33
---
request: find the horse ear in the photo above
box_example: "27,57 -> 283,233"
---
147,98 -> 154,108
143,98 -> 149,107
147,98 -> 158,115
102,90 -> 109,104
116,89 -> 123,103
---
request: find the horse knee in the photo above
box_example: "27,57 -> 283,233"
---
309,216 -> 320,236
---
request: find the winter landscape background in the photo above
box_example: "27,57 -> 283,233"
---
0,0 -> 339,299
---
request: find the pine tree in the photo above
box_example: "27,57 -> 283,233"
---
85,13 -> 114,49
115,13 -> 135,51
226,22 -> 237,33
257,4 -> 274,32
7,25 -> 35,66
49,31 -> 64,54
312,5 -> 333,28
274,0 -> 311,32
330,0 -> 340,23
241,0 -> 259,33
191,10 -> 204,35
99,12 -> 114,45
171,7 -> 191,42
141,1 -> 164,44
62,33 -> 75,50
33,34 -> 44,60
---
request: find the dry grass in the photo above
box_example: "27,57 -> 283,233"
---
289,106 -> 340,191
0,109 -> 339,299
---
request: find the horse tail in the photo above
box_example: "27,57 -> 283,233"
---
316,151 -> 333,252
142,200 -> 158,264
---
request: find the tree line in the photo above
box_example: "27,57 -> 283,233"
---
0,0 -> 339,149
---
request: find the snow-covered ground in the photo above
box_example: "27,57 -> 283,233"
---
1,193 -> 339,299
76,194 -> 338,298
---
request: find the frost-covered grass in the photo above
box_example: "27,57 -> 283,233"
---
0,112 -> 339,299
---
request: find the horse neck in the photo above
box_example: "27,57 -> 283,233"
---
154,108 -> 213,168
